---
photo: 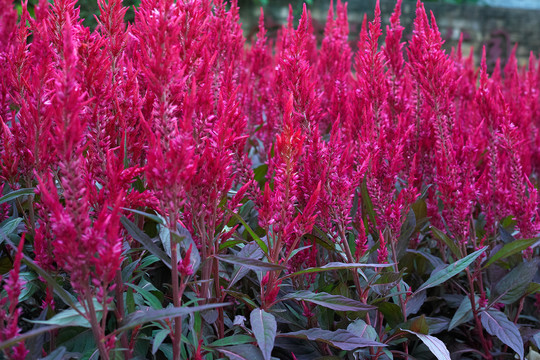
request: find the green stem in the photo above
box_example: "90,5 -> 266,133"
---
171,240 -> 182,360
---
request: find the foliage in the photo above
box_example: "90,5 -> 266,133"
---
0,0 -> 539,359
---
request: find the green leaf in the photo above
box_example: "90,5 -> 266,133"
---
347,319 -> 377,341
396,210 -> 416,260
310,226 -> 336,251
402,330 -> 450,360
283,262 -> 392,279
282,291 -> 375,312
484,238 -> 539,268
288,245 -> 312,260
230,213 -> 268,255
0,325 -> 60,352
526,282 -> 540,295
228,242 -> 265,288
115,303 -> 231,334
121,207 -> 164,224
279,328 -> 385,350
38,346 -> 67,360
151,329 -> 169,355
405,290 -> 426,317
250,309 -> 276,360
431,226 -> 461,258
120,216 -> 172,269
361,178 -> 378,228
0,218 -> 23,244
449,296 -> 477,330
219,239 -> 246,251
494,261 -> 538,304
125,283 -> 163,310
412,198 -> 428,225
499,225 -> 516,244
3,236 -> 77,309
224,290 -> 258,309
216,344 -> 264,360
158,222 -> 179,259
31,299 -> 106,328
0,188 -> 34,205
159,223 -> 201,274
377,302 -> 404,328
254,164 -> 268,186
208,335 -> 254,347
216,255 -> 285,272
480,310 -> 523,359
408,315 -> 429,334
415,247 -> 487,294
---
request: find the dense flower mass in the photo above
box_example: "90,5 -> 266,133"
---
0,0 -> 539,359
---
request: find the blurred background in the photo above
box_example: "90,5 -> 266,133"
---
12,0 -> 540,69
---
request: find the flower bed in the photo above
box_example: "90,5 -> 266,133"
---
0,0 -> 539,359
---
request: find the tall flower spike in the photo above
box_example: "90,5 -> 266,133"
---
384,0 -> 404,77
377,230 -> 388,264
355,218 -> 368,261
0,234 -> 29,360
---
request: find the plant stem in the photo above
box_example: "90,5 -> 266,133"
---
115,271 -> 129,359
171,240 -> 182,360
213,253 -> 224,338
86,293 -> 110,360
339,225 -> 376,357
465,268 -> 493,360
390,234 -> 408,356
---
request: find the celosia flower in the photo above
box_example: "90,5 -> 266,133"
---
377,230 -> 388,264
0,234 -> 29,360
178,244 -> 194,277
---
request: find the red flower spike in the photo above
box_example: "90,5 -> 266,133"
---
377,230 -> 388,264
178,244 -> 194,277
0,234 -> 29,360
355,218 -> 368,261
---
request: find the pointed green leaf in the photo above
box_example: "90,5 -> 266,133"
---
495,261 -> 538,304
526,282 -> 540,295
431,226 -> 461,258
480,310 -> 523,359
280,328 -> 386,350
0,325 -> 61,351
208,335 -> 254,347
0,218 -> 23,243
250,309 -> 276,360
347,319 -> 377,341
396,210 -> 416,259
484,238 -> 539,268
283,262 -> 392,279
282,291 -> 375,311
230,213 -> 268,255
288,245 -> 312,260
377,302 -> 404,328
361,178 -> 378,228
37,346 -> 68,360
125,283 -> 163,309
120,216 -> 172,269
121,207 -> 164,224
31,299 -> 106,328
151,329 -> 170,355
0,188 -> 34,205
219,239 -> 246,251
402,330 -> 451,360
3,236 -> 77,309
216,344 -> 264,360
449,296 -> 477,330
115,303 -> 231,334
415,247 -> 487,294
216,255 -> 285,272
